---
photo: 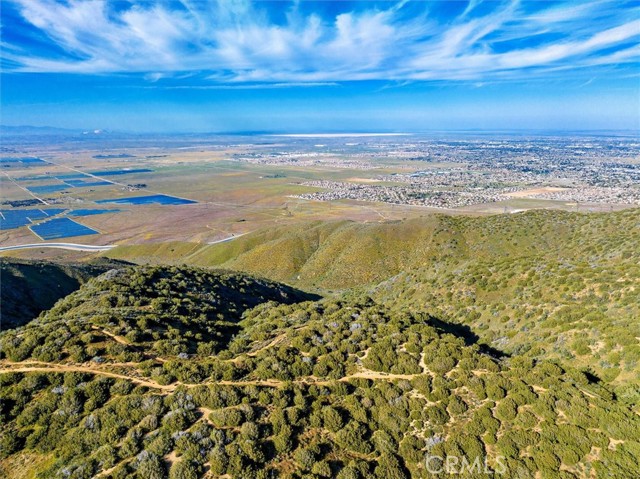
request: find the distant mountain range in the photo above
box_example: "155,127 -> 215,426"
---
0,125 -> 117,137
2,125 -> 638,138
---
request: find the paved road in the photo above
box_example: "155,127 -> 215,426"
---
207,232 -> 248,245
0,242 -> 115,252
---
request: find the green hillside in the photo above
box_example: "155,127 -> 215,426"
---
104,209 -> 640,391
1,265 -> 639,479
374,248 -> 640,389
0,265 -> 319,363
106,209 -> 639,290
0,258 -> 130,330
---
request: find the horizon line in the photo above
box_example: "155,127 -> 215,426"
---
2,124 -> 640,136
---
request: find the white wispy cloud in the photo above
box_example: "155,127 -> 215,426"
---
3,0 -> 639,83
144,82 -> 340,90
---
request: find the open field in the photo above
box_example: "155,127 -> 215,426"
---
504,186 -> 568,197
1,133 -> 638,260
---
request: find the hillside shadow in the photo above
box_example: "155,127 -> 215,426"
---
0,258 -> 133,330
428,316 -> 509,359
205,277 -> 322,353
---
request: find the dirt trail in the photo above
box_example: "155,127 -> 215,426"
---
0,362 -> 177,391
0,361 -> 289,390
247,333 -> 288,357
163,450 -> 178,467
0,360 -> 431,393
93,327 -> 131,346
347,370 -> 420,381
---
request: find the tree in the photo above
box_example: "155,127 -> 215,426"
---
323,406 -> 344,432
240,421 -> 260,441
294,448 -> 316,471
0,429 -> 22,458
135,451 -> 167,479
312,461 -> 332,477
169,460 -> 199,479
209,446 -> 228,476
373,430 -> 397,454
274,425 -> 293,454
335,422 -> 372,454
336,466 -> 361,479
495,397 -> 518,422
374,454 -> 408,479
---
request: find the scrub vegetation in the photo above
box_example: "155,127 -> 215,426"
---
1,209 -> 639,478
107,209 -> 640,390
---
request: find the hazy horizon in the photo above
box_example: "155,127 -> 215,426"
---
2,124 -> 640,138
1,1 -> 639,133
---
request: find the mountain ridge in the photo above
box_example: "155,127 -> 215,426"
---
1,264 -> 639,478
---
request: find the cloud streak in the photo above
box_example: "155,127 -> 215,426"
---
2,0 -> 639,83
142,82 -> 341,90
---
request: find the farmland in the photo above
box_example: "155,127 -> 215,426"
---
1,131 -> 638,260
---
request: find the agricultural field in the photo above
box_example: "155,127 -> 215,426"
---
30,217 -> 100,240
2,133 -> 638,260
0,137 -> 406,251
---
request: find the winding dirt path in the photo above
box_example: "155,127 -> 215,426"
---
92,327 -> 131,346
0,359 -> 431,393
247,333 -> 288,357
0,361 -> 291,391
0,361 -> 177,391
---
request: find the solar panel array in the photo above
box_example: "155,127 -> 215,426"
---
0,208 -> 119,231
3,165 -> 197,241
64,179 -> 113,187
0,157 -> 48,167
0,209 -> 66,230
19,168 -> 153,194
88,168 -> 153,176
26,184 -> 70,194
30,217 -> 99,240
96,194 -> 196,205
67,209 -> 120,217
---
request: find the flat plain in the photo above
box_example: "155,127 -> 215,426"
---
2,132 -> 638,261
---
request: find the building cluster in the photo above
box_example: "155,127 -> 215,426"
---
293,181 -> 509,209
525,187 -> 640,205
379,168 -> 544,189
240,136 -> 640,208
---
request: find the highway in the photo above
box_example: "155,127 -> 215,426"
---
207,232 -> 248,245
0,243 -> 115,252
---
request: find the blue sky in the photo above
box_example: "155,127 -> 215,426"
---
1,0 -> 639,133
